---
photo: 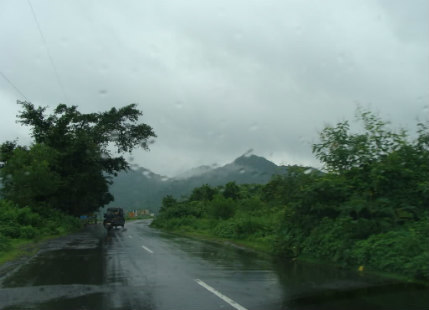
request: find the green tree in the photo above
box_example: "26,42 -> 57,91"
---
0,144 -> 60,207
189,184 -> 216,202
223,181 -> 240,200
312,110 -> 407,173
0,101 -> 156,215
160,195 -> 177,213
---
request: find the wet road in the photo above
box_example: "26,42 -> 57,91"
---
0,220 -> 428,310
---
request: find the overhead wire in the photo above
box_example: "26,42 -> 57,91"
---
0,70 -> 29,101
27,0 -> 69,104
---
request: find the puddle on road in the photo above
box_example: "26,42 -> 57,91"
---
2,248 -> 104,287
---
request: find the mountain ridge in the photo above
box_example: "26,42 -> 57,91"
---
108,154 -> 294,212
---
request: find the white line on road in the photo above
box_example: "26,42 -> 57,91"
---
195,279 -> 248,310
141,245 -> 154,254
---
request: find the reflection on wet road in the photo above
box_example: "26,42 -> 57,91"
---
0,220 -> 428,310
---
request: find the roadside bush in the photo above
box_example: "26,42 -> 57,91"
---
301,217 -> 355,263
351,217 -> 429,280
17,207 -> 42,227
213,217 -> 270,239
152,216 -> 198,230
213,220 -> 236,238
19,225 -> 39,239
234,217 -> 269,237
0,224 -> 21,238
0,199 -> 81,244
0,233 -> 11,252
238,197 -> 266,214
209,196 -> 235,220
0,200 -> 20,222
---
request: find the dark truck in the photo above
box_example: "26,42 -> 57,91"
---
103,207 -> 125,230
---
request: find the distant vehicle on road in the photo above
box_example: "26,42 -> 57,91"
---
103,207 -> 125,230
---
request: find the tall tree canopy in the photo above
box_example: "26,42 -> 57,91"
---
312,110 -> 429,217
0,101 -> 156,216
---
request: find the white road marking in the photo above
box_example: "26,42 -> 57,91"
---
141,245 -> 154,254
195,279 -> 248,310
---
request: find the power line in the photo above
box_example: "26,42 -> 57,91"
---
0,70 -> 29,101
27,0 -> 69,104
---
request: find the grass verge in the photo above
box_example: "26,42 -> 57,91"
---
155,226 -> 428,286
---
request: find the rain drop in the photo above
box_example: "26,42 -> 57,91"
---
233,32 -> 244,41
249,123 -> 259,132
293,24 -> 303,35
175,101 -> 183,109
59,36 -> 69,47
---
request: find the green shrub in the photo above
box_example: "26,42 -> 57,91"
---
301,217 -> 355,263
17,207 -> 42,227
212,217 -> 270,239
351,218 -> 429,280
153,216 -> 198,230
238,197 -> 266,214
19,225 -> 38,239
213,221 -> 236,238
0,200 -> 81,242
0,200 -> 19,222
0,224 -> 21,238
209,196 -> 235,220
0,233 -> 11,252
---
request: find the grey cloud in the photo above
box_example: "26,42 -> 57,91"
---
1,0 -> 427,176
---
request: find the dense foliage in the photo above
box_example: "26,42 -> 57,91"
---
152,111 -> 429,281
0,199 -> 81,255
0,101 -> 155,216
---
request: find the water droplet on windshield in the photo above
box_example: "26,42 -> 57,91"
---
175,101 -> 183,109
233,32 -> 244,41
293,24 -> 303,35
59,36 -> 69,47
217,7 -> 226,18
99,63 -> 109,73
249,123 -> 259,132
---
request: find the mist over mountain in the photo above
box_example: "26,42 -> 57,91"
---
108,153 -> 292,212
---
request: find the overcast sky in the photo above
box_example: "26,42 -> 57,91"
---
1,0 -> 428,177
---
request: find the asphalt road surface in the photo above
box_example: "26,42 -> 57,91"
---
0,220 -> 428,310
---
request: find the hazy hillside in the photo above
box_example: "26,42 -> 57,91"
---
108,154 -> 291,212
